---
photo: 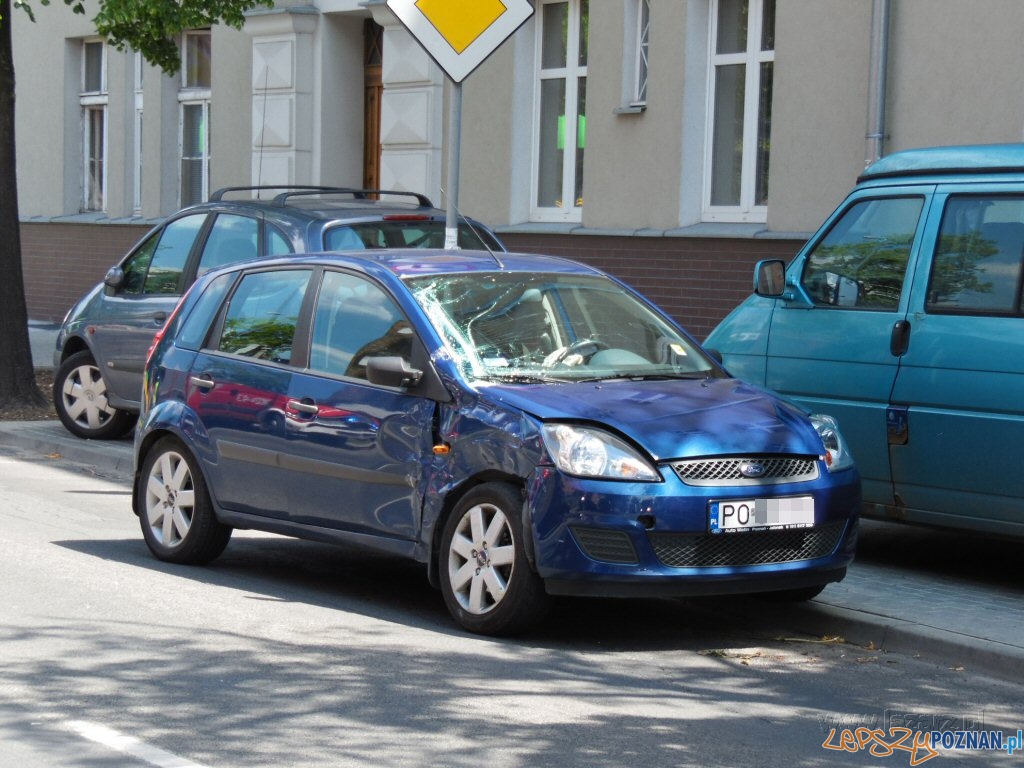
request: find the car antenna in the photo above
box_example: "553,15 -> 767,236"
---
441,186 -> 504,268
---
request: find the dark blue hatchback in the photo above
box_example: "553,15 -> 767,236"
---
134,249 -> 860,635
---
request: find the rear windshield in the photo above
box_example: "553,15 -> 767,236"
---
324,221 -> 502,252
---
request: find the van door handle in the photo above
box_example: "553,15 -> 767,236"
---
890,320 -> 911,357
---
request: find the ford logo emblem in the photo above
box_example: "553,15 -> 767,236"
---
739,461 -> 766,478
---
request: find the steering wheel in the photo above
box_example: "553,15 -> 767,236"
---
544,338 -> 609,367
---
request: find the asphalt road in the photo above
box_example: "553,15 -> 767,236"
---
1,446 -> 1022,767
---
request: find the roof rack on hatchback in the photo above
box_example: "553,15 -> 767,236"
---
209,185 -> 433,208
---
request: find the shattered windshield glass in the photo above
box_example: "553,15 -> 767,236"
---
405,271 -> 719,383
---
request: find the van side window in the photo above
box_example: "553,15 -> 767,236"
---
928,196 -> 1024,315
800,197 -> 924,310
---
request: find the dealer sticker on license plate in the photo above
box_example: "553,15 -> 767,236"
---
709,496 -> 814,533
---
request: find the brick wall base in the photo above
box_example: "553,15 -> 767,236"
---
499,233 -> 804,341
21,222 -> 152,322
20,222 -> 805,342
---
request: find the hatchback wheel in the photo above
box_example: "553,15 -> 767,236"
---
53,350 -> 134,439
439,483 -> 548,635
139,437 -> 231,564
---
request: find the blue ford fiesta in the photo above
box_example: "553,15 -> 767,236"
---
134,249 -> 860,635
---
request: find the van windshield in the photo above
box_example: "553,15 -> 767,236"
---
406,272 -> 718,383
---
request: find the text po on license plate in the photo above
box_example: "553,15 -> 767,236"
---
710,496 -> 814,533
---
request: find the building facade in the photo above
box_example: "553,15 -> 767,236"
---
15,0 -> 1024,339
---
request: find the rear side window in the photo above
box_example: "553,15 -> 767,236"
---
801,197 -> 924,310
928,195 -> 1024,315
196,214 -> 259,276
176,273 -> 235,350
122,214 -> 206,296
216,269 -> 313,364
266,224 -> 293,256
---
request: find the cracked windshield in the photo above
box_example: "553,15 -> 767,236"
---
406,272 -> 720,383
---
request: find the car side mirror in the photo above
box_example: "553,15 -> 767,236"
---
366,356 -> 423,388
754,259 -> 786,297
103,266 -> 125,295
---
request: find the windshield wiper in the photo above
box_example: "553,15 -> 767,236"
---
476,371 -> 567,384
573,372 -> 713,383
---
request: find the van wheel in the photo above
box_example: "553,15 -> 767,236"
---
139,437 -> 232,564
53,350 -> 134,439
439,483 -> 548,635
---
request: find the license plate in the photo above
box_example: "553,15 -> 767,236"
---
709,496 -> 814,533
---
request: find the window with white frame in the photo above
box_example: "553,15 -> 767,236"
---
705,0 -> 774,222
630,0 -> 650,107
179,30 -> 211,208
80,40 -> 107,212
533,0 -> 588,222
133,52 -> 144,215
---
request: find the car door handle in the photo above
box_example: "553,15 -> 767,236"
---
153,311 -> 167,325
890,319 -> 911,357
190,374 -> 215,390
287,399 -> 319,415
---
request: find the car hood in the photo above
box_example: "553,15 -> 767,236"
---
482,377 -> 823,460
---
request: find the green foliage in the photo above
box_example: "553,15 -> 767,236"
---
11,0 -> 85,24
10,0 -> 272,74
220,317 -> 297,363
94,0 -> 272,74
810,235 -> 915,308
931,233 -> 996,302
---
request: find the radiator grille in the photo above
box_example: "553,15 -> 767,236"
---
649,522 -> 846,568
671,456 -> 819,486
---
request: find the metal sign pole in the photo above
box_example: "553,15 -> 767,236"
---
444,80 -> 463,250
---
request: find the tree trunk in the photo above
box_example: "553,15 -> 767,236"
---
0,0 -> 45,408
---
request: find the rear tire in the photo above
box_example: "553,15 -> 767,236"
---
53,350 -> 134,439
439,483 -> 548,635
139,437 -> 231,564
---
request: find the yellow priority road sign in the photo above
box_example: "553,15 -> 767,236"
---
387,0 -> 535,83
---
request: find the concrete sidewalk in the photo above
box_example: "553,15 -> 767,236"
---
0,418 -> 1021,678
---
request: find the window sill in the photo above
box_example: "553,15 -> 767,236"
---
21,213 -> 162,226
613,104 -> 646,115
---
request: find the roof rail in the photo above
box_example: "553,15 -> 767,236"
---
207,186 -> 434,208
209,185 -> 343,201
272,188 -> 434,208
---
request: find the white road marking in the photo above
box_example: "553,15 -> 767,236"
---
64,721 -> 211,768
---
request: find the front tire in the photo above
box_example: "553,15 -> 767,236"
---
139,437 -> 231,564
439,483 -> 548,635
53,350 -> 134,439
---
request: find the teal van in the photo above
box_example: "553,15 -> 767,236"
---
705,144 -> 1024,539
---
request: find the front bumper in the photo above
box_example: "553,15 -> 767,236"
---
525,463 -> 860,598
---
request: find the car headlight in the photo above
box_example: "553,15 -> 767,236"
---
540,424 -> 660,481
810,414 -> 855,472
